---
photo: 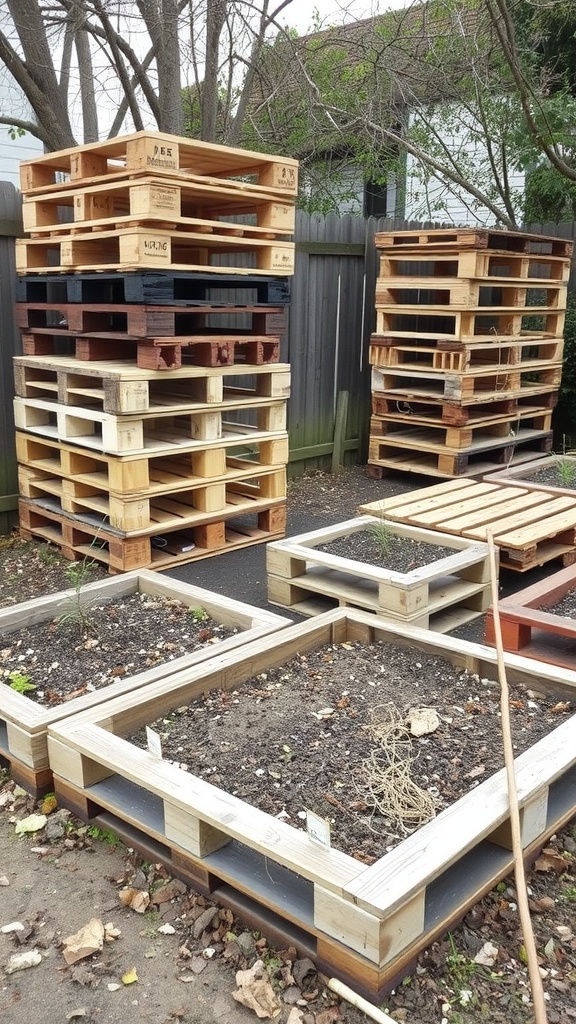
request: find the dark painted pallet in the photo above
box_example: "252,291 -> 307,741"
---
16,271 -> 291,306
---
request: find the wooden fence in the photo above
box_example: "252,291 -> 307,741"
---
1,191 -> 575,534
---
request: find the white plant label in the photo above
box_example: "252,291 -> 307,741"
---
306,810 -> 331,848
146,726 -> 162,759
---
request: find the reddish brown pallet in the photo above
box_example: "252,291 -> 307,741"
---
485,564 -> 576,670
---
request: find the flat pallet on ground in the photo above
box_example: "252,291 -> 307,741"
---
0,571 -> 289,798
20,130 -> 298,196
266,517 -> 491,630
18,496 -> 286,573
375,306 -> 565,342
358,479 -> 576,571
374,226 -> 573,258
15,271 -> 291,306
22,175 -> 295,238
15,430 -> 289,498
15,226 -> 295,276
371,393 -> 556,428
482,454 -> 576,497
13,356 -> 291,415
371,363 -> 563,405
14,395 -> 287,455
45,607 -> 576,1002
369,335 -> 564,374
376,250 -> 572,283
485,564 -> 576,671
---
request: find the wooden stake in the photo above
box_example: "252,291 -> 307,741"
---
328,978 -> 401,1024
486,530 -> 548,1024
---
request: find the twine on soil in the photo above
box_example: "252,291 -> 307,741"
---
360,703 -> 436,834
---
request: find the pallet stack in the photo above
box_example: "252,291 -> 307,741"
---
13,131 -> 298,573
368,227 -> 573,479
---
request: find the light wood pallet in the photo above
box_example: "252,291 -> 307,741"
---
367,433 -> 554,482
358,479 -> 576,571
0,571 -> 289,798
15,270 -> 291,306
369,335 -> 564,374
15,226 -> 295,276
375,306 -> 565,341
377,249 -> 572,284
20,130 -> 298,196
18,496 -> 286,573
15,431 -> 289,498
13,356 -> 291,415
21,330 -> 281,371
14,395 -> 287,455
374,226 -> 573,258
22,176 -> 295,238
16,301 -> 287,337
266,517 -> 491,629
19,462 -> 286,534
485,564 -> 576,671
45,607 -> 576,1001
375,278 -> 567,312
371,393 -> 556,428
483,454 -> 576,497
371,363 -> 563,405
370,410 -> 553,451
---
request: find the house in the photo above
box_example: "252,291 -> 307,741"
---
0,80 -> 43,187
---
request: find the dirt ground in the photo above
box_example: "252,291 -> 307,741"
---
1,466 -> 576,1024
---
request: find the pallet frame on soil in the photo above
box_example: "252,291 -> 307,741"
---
483,454 -> 576,496
485,563 -> 576,670
266,516 -> 492,630
45,606 -> 576,1001
0,570 -> 289,796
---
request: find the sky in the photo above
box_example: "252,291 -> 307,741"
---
279,0 -> 412,33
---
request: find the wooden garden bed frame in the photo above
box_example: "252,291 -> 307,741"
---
46,607 -> 576,1001
266,516 -> 492,630
485,563 -> 576,670
0,569 -> 289,795
484,453 -> 576,497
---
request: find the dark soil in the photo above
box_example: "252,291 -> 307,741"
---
541,589 -> 576,619
317,529 -> 456,572
520,461 -> 576,491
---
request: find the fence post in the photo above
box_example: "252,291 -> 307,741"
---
0,182 -> 23,535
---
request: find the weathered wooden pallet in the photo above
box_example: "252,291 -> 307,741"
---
0,570 -> 289,798
369,335 -> 564,374
18,496 -> 286,573
45,607 -> 576,1001
485,564 -> 576,671
15,271 -> 291,306
359,479 -> 576,571
15,301 -> 288,338
22,176 -> 295,238
370,410 -> 553,451
371,364 -> 563,405
371,394 -> 556,428
20,130 -> 299,196
367,433 -> 554,483
375,278 -> 567,313
21,330 -> 281,370
374,226 -> 573,258
483,454 -> 576,497
19,463 -> 287,534
13,356 -> 291,415
14,395 -> 287,455
15,227 -> 295,276
374,306 -> 565,342
266,517 -> 491,629
377,250 -> 572,284
15,431 -> 289,498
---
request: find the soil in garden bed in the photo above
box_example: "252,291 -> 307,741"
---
317,529 -> 456,572
0,593 -> 237,706
130,639 -> 573,863
519,460 -> 576,491
539,589 -> 576,618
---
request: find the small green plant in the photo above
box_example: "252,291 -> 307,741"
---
86,824 -> 120,847
560,885 -> 576,902
190,606 -> 208,622
37,544 -> 61,566
367,513 -> 393,560
7,671 -> 36,694
556,455 -> 576,487
57,557 -> 98,634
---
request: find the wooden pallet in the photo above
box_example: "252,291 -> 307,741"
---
485,564 -> 576,670
483,454 -> 576,497
371,364 -> 563,405
374,306 -> 565,342
21,330 -> 281,370
374,226 -> 574,258
369,335 -> 564,374
16,301 -> 288,338
18,497 -> 286,573
14,395 -> 287,457
266,517 -> 491,629
375,278 -> 567,312
22,176 -> 295,238
370,410 -> 553,451
19,463 -> 287,534
0,571 -> 289,797
20,130 -> 298,195
13,356 -> 291,415
358,479 -> 576,571
15,227 -> 295,276
15,431 -> 289,498
377,250 -> 572,284
371,394 -> 556,428
15,271 -> 291,306
45,607 -> 576,1001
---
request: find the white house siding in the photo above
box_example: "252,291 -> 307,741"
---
0,76 -> 43,187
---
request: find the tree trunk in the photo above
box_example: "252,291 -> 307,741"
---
201,0 -> 226,141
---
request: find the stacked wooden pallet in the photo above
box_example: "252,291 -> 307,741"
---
368,227 -> 573,479
14,131 -> 298,572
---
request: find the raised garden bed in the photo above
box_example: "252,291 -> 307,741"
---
47,607 -> 576,1001
266,516 -> 492,630
485,562 -> 576,670
484,453 -> 576,495
0,569 -> 289,795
